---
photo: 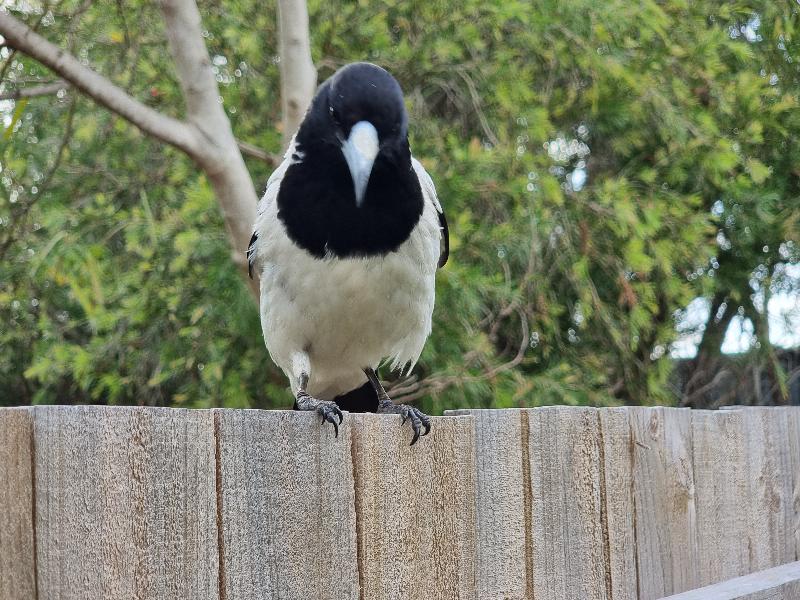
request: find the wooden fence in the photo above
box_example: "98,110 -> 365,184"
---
1,405 -> 799,599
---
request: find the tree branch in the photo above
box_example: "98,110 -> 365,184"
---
237,139 -> 280,166
0,75 -> 276,167
158,0 -> 259,296
0,79 -> 68,100
0,9 -> 201,157
276,0 -> 316,149
0,4 -> 263,299
388,309 -> 530,404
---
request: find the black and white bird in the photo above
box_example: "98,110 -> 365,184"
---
247,62 -> 448,445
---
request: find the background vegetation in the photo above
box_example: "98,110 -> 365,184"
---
1,0 -> 798,411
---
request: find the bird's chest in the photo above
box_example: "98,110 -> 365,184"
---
259,225 -> 435,366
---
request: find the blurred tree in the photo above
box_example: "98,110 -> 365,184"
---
0,0 -> 798,409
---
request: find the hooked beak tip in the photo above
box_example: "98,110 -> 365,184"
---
341,121 -> 379,207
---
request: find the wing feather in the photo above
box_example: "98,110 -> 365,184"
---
411,157 -> 449,268
248,136 -> 302,279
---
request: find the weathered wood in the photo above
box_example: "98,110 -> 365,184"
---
4,403 -> 800,599
526,406 -> 607,600
740,408 -> 794,572
33,405 -> 219,599
658,560 -> 800,600
215,409 -> 359,600
786,407 -> 800,560
691,409 -> 749,586
447,409 -> 529,600
630,407 -> 698,598
350,413 -> 476,600
0,407 -> 36,600
599,407 -> 638,600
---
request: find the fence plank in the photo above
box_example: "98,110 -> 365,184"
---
526,406 -> 607,600
599,408 -> 638,600
33,406 -> 219,599
740,407 -> 794,572
691,409 -> 749,586
657,560 -> 800,600
630,407 -> 698,598
0,408 -> 36,600
787,407 -> 800,560
4,403 -> 800,600
447,409 -> 529,600
216,409 -> 359,600
350,414 -> 476,600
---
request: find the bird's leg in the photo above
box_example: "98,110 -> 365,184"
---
363,367 -> 431,445
292,353 -> 343,437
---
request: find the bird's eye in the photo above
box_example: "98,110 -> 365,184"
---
329,106 -> 341,125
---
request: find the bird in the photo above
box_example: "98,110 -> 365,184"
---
247,62 -> 448,445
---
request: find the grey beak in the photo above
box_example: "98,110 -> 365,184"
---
341,121 -> 379,207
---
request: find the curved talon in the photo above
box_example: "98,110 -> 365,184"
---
323,410 -> 340,438
298,393 -> 343,439
375,400 -> 431,446
421,417 -> 431,437
409,412 -> 422,446
410,427 -> 420,446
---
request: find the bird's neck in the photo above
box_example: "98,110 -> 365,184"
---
276,141 -> 424,260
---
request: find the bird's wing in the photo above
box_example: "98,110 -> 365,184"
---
411,157 -> 449,268
248,137 -> 302,278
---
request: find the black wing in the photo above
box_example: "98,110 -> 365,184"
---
438,209 -> 449,268
247,231 -> 258,279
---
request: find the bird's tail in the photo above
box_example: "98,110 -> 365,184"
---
332,381 -> 379,413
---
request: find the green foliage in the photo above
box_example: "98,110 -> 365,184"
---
1,0 -> 798,408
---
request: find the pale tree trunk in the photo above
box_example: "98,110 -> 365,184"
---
0,0 -> 316,299
158,0 -> 259,290
277,0 -> 316,148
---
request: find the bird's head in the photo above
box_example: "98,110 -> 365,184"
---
302,62 -> 409,207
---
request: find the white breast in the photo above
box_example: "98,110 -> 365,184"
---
250,144 -> 444,399
255,197 -> 440,399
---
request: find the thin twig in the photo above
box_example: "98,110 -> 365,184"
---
455,67 -> 499,146
237,139 -> 280,166
0,10 -> 202,159
0,80 -> 69,100
391,309 -> 529,404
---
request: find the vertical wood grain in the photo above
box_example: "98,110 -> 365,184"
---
691,409 -> 749,586
350,414 -> 476,600
786,407 -> 800,561
448,409 -> 528,600
3,403 -> 799,600
215,409 -> 359,600
525,406 -> 607,600
0,407 -> 36,600
630,407 -> 698,598
34,405 -> 219,599
598,407 -> 637,600
740,407 -> 794,572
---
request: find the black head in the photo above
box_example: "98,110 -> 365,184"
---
277,63 -> 424,260
326,62 -> 408,142
296,63 -> 410,161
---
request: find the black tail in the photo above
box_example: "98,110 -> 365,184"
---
333,381 -> 379,413
292,381 -> 379,412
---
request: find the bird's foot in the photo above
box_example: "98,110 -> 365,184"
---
376,399 -> 431,445
296,392 -> 343,437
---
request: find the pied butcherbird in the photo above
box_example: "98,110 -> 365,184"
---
248,62 -> 448,445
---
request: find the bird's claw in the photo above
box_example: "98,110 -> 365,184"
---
378,401 -> 431,445
317,402 -> 343,437
296,393 -> 343,438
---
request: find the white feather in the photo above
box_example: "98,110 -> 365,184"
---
251,152 -> 442,400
